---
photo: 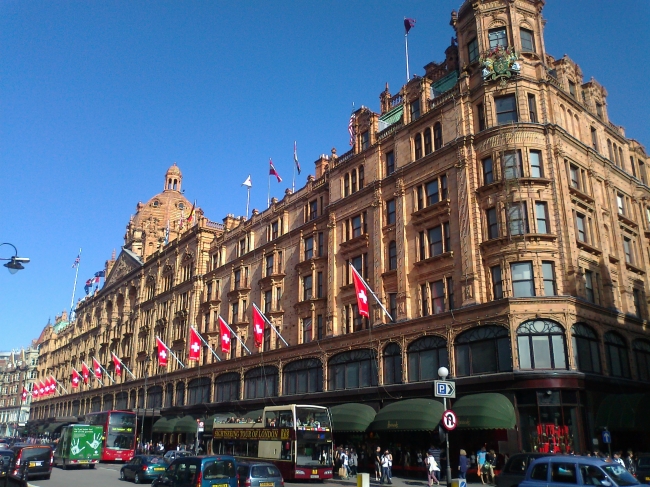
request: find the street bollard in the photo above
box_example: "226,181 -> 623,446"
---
357,473 -> 369,487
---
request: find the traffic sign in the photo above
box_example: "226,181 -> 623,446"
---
602,430 -> 611,444
434,380 -> 456,398
441,409 -> 458,431
197,420 -> 205,433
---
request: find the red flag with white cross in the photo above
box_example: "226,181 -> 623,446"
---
189,328 -> 201,362
252,306 -> 265,348
112,352 -> 122,376
71,369 -> 81,388
82,362 -> 90,384
93,358 -> 102,379
22,387 -> 29,402
351,265 -> 370,318
49,376 -> 57,395
219,316 -> 232,354
156,337 -> 169,367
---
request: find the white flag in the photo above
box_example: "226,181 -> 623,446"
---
242,175 -> 252,188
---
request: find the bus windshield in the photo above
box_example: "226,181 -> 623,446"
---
296,430 -> 332,467
295,407 -> 331,429
107,412 -> 136,450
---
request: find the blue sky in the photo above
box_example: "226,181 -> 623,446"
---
1,1 -> 648,351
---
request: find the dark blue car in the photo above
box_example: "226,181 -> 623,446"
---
520,456 -> 642,487
152,456 -> 238,487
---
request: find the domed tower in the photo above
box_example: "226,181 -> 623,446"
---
124,164 -> 194,260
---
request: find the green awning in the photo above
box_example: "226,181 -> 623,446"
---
453,393 -> 516,430
173,415 -> 201,434
431,70 -> 459,95
331,403 -> 376,432
369,398 -> 444,431
596,394 -> 650,432
44,422 -> 66,434
152,417 -> 179,434
379,105 -> 403,128
205,413 -> 236,430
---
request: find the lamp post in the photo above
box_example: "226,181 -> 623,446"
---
140,355 -> 150,452
0,243 -> 30,274
437,366 -> 453,485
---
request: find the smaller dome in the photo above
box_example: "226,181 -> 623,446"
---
164,163 -> 183,192
166,162 -> 182,178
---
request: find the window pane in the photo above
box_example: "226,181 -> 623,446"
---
518,336 -> 532,369
511,262 -> 534,297
420,351 -> 436,380
530,151 -> 542,177
497,337 -> 512,371
407,354 -> 419,382
471,341 -> 497,374
346,362 -> 359,389
456,344 -> 470,376
552,335 -> 566,369
532,336 -> 552,368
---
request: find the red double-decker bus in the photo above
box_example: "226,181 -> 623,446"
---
83,410 -> 137,462
212,404 -> 333,481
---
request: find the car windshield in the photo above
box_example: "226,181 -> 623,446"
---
252,465 -> 281,478
637,458 -> 650,468
204,459 -> 236,480
602,464 -> 639,486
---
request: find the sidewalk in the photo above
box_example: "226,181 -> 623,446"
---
326,473 -> 484,487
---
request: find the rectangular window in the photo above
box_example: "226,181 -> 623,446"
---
446,276 -> 454,311
304,236 -> 313,260
428,225 -> 443,256
623,237 -> 633,264
420,284 -> 429,316
414,134 -> 422,160
569,164 -> 581,190
317,315 -> 323,340
410,99 -> 420,121
528,93 -> 538,123
495,95 -> 518,124
491,265 -> 503,299
302,318 -> 312,344
361,131 -> 369,151
535,202 -> 549,234
302,274 -> 313,301
386,199 -> 396,225
482,157 -> 494,184
385,151 -> 395,176
511,262 -> 535,297
508,202 -> 528,236
231,302 -> 239,323
575,213 -> 587,242
530,150 -> 543,177
388,293 -> 397,320
308,200 -> 318,220
270,220 -> 279,240
633,289 -> 642,318
430,280 -> 445,314
591,127 -> 599,151
585,270 -> 595,303
317,271 -> 323,298
504,150 -> 522,179
542,261 -> 557,296
617,193 -> 625,215
264,290 -> 272,313
234,269 -> 241,289
487,207 -> 499,239
468,37 -> 479,63
419,231 -> 426,261
568,81 -> 577,98
520,28 -> 535,52
596,102 -> 603,119
477,103 -> 486,131
489,27 -> 507,49
351,215 -> 362,238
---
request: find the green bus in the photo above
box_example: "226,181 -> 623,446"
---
53,424 -> 104,469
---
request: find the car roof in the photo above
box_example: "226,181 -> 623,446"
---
530,455 -> 613,467
237,461 -> 277,467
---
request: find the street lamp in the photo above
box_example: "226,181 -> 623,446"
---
437,366 -> 453,485
1,243 -> 30,274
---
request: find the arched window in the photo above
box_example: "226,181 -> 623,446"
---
116,391 -> 128,410
215,372 -> 240,402
72,400 -> 80,417
408,335 -> 449,382
383,343 -> 402,385
103,395 -> 114,411
358,165 -> 364,189
604,332 -> 630,378
283,358 -> 323,395
414,133 -> 423,160
434,123 -> 443,150
328,349 -> 378,390
351,169 -> 358,193
344,174 -> 350,197
517,320 -> 567,370
175,382 -> 185,406
147,386 -> 163,408
129,390 -> 137,409
244,366 -> 278,399
187,377 -> 211,405
633,340 -> 650,381
456,326 -> 511,377
607,139 -> 614,161
164,384 -> 173,408
423,128 -> 432,155
571,323 -> 601,373
91,396 -> 101,413
388,241 -> 397,270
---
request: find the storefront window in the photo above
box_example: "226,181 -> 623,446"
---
328,349 -> 378,391
455,325 -> 512,377
383,343 -> 403,385
408,335 -> 448,382
633,339 -> 650,381
517,320 -> 567,370
571,323 -> 601,374
604,332 -> 631,378
283,358 -> 323,394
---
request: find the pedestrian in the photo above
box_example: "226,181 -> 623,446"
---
387,450 -> 393,481
614,452 -> 625,468
483,450 -> 496,484
426,451 -> 440,486
350,448 -> 358,477
381,450 -> 392,484
458,449 -> 468,480
375,446 -> 382,482
342,448 -> 350,478
624,451 -> 636,476
477,446 -> 487,484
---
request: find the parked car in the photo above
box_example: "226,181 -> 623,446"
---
152,455 -> 238,487
496,453 -> 553,487
0,450 -> 15,479
163,450 -> 193,463
520,455 -> 642,487
121,455 -> 168,484
236,461 -> 284,487
635,456 -> 650,484
9,444 -> 53,481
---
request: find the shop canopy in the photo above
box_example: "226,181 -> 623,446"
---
173,415 -> 201,434
453,393 -> 516,429
369,398 -> 444,431
330,403 -> 377,432
205,413 -> 236,430
596,393 -> 650,432
44,422 -> 67,434
152,417 -> 179,434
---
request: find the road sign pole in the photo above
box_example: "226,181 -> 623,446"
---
443,397 -> 451,485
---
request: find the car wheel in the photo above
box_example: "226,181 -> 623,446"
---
120,470 -> 125,480
135,473 -> 141,484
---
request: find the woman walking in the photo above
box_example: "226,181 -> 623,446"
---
426,451 -> 440,486
458,449 -> 468,479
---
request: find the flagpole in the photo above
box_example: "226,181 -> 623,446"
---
267,171 -> 271,208
53,377 -> 68,395
70,248 -> 82,312
94,357 -> 115,383
252,303 -> 289,347
219,316 -> 252,355
246,186 -> 251,219
350,264 -> 394,322
405,25 -> 410,82
292,148 -> 296,194
191,326 -> 221,362
156,336 -> 186,368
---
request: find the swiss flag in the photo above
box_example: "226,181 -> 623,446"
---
188,328 -> 201,362
93,358 -> 102,379
156,337 -> 168,367
71,370 -> 81,388
49,376 -> 57,395
82,363 -> 90,384
252,306 -> 265,348
45,377 -> 52,395
21,387 -> 29,402
219,316 -> 231,355
38,381 -> 45,396
112,352 -> 122,376
351,265 -> 370,318
32,383 -> 39,399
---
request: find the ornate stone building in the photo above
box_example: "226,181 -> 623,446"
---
32,0 -> 650,454
0,347 -> 39,436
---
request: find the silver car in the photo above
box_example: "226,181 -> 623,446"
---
163,450 -> 193,464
